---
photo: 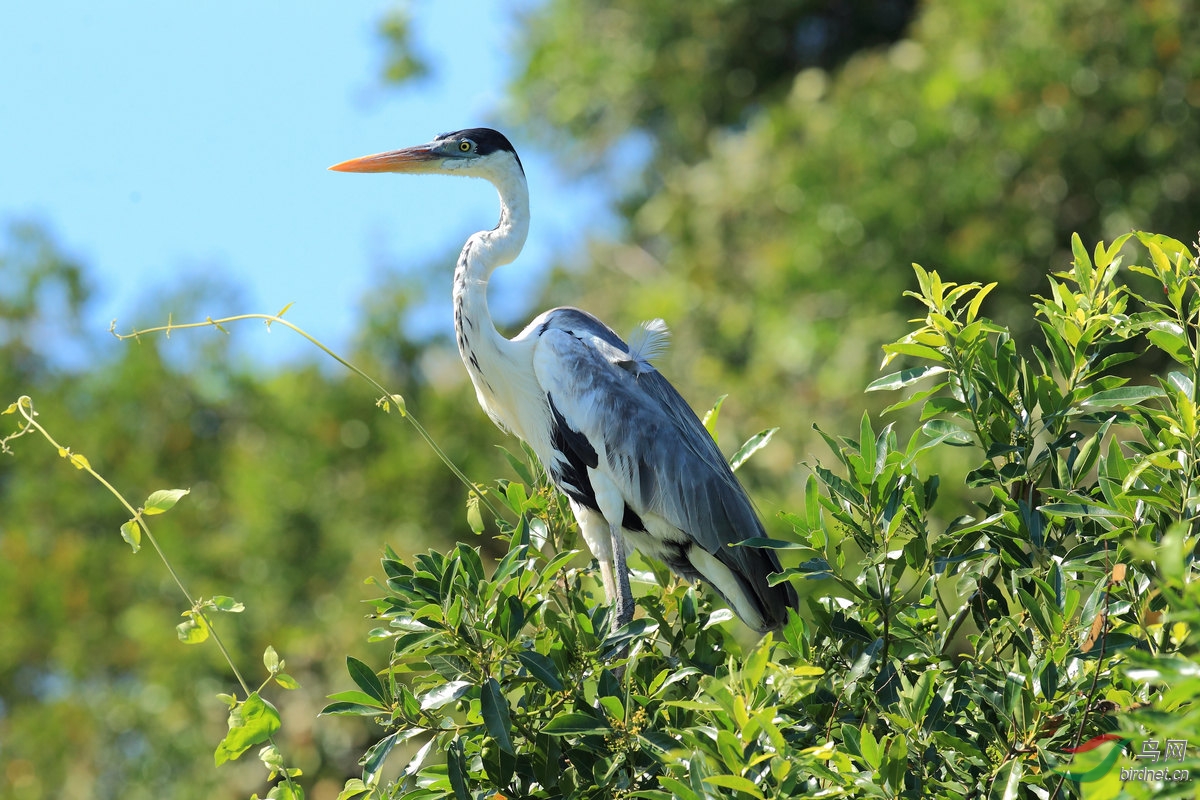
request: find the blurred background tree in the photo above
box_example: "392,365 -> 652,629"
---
507,0 -> 1199,493
2,0 -> 1198,797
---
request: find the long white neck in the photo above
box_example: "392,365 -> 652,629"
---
452,166 -> 531,430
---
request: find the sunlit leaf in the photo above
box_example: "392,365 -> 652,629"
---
702,394 -> 727,443
730,427 -> 778,471
703,775 -> 765,799
419,679 -> 472,710
214,693 -> 280,766
143,488 -> 190,515
176,612 -> 209,644
119,519 -> 142,552
212,595 -> 245,613
866,365 -> 949,392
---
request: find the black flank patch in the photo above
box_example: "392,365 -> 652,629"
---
547,393 -> 600,512
622,504 -> 646,532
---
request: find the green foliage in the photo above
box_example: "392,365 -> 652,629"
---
7,0 -> 1200,793
0,228 -> 510,799
323,463 -> 844,799
501,0 -> 1200,506
326,233 -> 1200,798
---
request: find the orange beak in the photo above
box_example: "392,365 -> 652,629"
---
328,144 -> 441,173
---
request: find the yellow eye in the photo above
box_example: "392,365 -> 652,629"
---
459,140 -> 472,152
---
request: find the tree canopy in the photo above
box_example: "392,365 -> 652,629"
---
3,0 -> 1199,797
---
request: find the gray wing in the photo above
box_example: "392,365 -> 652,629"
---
531,308 -> 797,629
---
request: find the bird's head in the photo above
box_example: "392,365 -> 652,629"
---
329,127 -> 524,182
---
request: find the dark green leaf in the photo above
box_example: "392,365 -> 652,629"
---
517,651 -> 564,691
346,657 -> 386,704
1038,502 -> 1124,519
361,731 -> 400,784
542,712 -> 609,736
480,677 -> 514,754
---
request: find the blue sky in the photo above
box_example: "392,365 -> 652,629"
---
1,2 -> 610,363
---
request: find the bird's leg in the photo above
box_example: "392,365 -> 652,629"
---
609,521 -> 635,630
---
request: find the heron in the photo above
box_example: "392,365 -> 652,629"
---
331,128 -> 797,633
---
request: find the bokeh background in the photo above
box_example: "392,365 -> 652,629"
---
2,1 -> 1198,797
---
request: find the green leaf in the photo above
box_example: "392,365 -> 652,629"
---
465,493 -> 485,535
480,677 -> 514,754
1079,385 -> 1166,410
881,341 -> 947,364
335,779 -> 370,800
920,419 -> 974,447
859,725 -> 880,769
258,743 -> 285,774
965,282 -> 997,322
266,779 -> 303,800
657,777 -> 701,800
447,738 -> 470,800
142,488 -> 190,515
263,645 -> 281,672
325,690 -> 384,707
400,736 -> 436,780
211,595 -> 244,613
176,612 -> 209,644
1016,587 -> 1053,640
274,673 -> 300,690
497,445 -> 536,485
517,651 -> 564,691
419,679 -> 472,711
866,365 -> 949,392
598,695 -> 625,721
702,775 -> 765,799
319,701 -> 388,717
730,427 -> 778,471
1146,321 -> 1191,363
542,711 -> 609,735
1070,231 -> 1093,283
881,381 -> 948,415
119,519 -> 142,553
1038,502 -> 1124,519
702,394 -> 727,442
988,758 -> 1023,800
361,731 -> 400,784
214,693 -> 281,766
346,657 -> 387,704
861,412 -> 881,479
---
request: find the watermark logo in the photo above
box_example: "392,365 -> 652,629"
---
1052,735 -> 1191,784
1120,739 -> 1191,784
